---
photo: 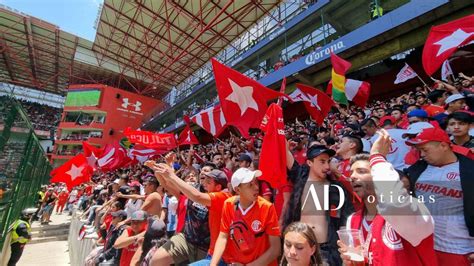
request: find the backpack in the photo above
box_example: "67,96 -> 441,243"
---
229,198 -> 264,254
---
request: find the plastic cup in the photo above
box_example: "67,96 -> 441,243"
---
337,229 -> 365,266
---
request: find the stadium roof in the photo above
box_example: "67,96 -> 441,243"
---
0,0 -> 279,98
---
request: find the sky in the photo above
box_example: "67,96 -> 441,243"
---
0,0 -> 103,41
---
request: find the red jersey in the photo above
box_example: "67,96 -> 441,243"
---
338,159 -> 363,211
208,191 -> 232,261
293,148 -> 307,165
348,210 -> 437,266
176,195 -> 187,233
274,183 -> 293,218
119,227 -> 140,266
58,192 -> 69,204
220,196 -> 280,265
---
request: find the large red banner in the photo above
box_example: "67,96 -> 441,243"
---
124,128 -> 177,150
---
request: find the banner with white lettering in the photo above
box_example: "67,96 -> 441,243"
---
124,127 -> 177,150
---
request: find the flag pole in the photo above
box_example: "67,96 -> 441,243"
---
416,74 -> 430,89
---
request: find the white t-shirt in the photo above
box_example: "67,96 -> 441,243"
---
415,162 -> 474,254
370,129 -> 410,170
125,198 -> 143,218
163,194 -> 178,232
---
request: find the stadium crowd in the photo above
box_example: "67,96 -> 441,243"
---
40,71 -> 474,266
0,95 -> 62,132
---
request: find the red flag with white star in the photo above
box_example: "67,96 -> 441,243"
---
178,116 -> 199,146
50,154 -> 93,190
422,14 -> 474,76
288,84 -> 335,125
211,58 -> 288,138
82,141 -> 103,170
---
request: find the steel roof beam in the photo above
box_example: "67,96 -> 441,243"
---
93,18 -> 188,75
104,1 -> 208,70
93,31 -> 185,82
23,17 -> 38,80
0,37 -> 15,81
54,28 -> 60,92
134,0 -> 218,55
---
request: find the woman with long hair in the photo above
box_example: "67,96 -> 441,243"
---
281,222 -> 324,266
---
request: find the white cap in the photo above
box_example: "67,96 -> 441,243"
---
402,122 -> 434,138
113,179 -> 120,184
231,168 -> 262,189
445,94 -> 465,105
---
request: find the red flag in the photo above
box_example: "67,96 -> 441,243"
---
422,14 -> 474,76
128,145 -> 166,164
258,103 -> 287,189
124,127 -> 177,150
82,141 -> 103,169
177,116 -> 199,146
288,84 -> 335,125
50,154 -> 93,190
191,105 -> 227,137
212,58 -> 288,138
277,77 -> 287,106
97,142 -> 128,171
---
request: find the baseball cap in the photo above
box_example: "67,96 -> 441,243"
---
204,169 -> 228,188
402,122 -> 434,139
237,153 -> 252,163
407,109 -> 428,118
379,116 -> 396,127
445,94 -> 465,105
405,127 -> 450,146
118,185 -> 131,195
130,210 -> 148,221
231,168 -> 262,189
111,210 -> 128,220
306,145 -> 335,160
113,179 -> 120,184
146,218 -> 166,238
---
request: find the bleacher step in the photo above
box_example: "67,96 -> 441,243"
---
29,235 -> 68,244
31,228 -> 69,237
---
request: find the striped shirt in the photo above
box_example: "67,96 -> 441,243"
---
415,162 -> 474,254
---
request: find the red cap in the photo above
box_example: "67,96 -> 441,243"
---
379,116 -> 396,127
405,127 -> 451,146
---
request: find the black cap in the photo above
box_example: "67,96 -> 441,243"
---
203,169 -> 228,189
237,153 -> 252,163
306,145 -> 335,160
118,185 -> 131,195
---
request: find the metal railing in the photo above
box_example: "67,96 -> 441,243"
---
0,96 -> 51,250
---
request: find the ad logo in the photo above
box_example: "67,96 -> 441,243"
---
301,184 -> 345,211
122,98 -> 142,112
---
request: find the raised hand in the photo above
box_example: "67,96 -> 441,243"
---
370,129 -> 392,157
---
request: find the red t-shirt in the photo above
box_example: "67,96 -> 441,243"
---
424,105 -> 444,117
58,192 -> 69,203
176,195 -> 187,233
119,227 -> 141,266
104,214 -> 113,231
220,196 -> 280,265
208,191 -> 232,260
259,181 -> 273,201
222,167 -> 233,183
293,148 -> 307,165
274,184 -> 293,218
